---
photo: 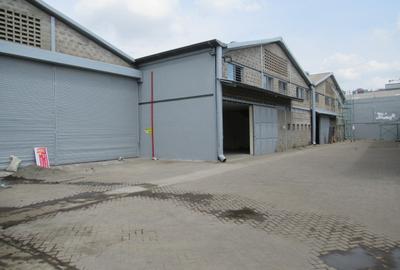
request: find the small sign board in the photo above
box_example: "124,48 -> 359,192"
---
34,147 -> 50,168
144,128 -> 153,135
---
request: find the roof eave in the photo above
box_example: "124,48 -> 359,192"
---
135,39 -> 226,65
27,0 -> 135,64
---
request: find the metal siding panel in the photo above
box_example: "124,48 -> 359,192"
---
347,96 -> 400,140
253,106 -> 278,155
55,67 -> 139,164
319,116 -> 330,144
139,51 -> 215,103
140,96 -> 217,160
139,50 -> 217,161
0,56 -> 56,169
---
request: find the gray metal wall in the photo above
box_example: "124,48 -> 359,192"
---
0,55 -> 139,168
319,116 -> 330,144
253,105 -> 278,155
138,50 -> 218,160
345,95 -> 400,141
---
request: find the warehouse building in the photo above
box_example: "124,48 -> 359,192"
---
0,0 -> 141,168
344,87 -> 400,141
1,0 -> 346,168
136,38 -> 314,161
309,72 -> 345,144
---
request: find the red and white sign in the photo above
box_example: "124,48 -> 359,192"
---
34,147 -> 50,168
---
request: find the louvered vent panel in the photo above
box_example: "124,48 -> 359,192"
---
0,8 -> 41,47
264,49 -> 288,77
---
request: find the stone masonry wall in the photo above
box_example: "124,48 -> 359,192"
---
0,0 -> 130,66
277,108 -> 311,152
223,43 -> 311,110
55,20 -> 130,67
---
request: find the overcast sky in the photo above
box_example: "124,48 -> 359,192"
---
45,0 -> 400,92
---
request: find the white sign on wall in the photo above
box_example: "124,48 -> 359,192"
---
375,112 -> 396,121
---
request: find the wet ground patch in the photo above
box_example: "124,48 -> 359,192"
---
320,246 -> 400,270
218,207 -> 266,222
1,175 -> 49,185
135,190 -> 214,205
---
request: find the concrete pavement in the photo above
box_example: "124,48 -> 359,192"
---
0,141 -> 399,269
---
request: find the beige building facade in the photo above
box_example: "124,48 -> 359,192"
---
221,39 -> 313,152
309,72 -> 345,144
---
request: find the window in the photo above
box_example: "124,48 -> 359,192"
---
262,75 -> 273,90
279,81 -> 287,94
315,93 -> 320,103
227,63 -> 243,82
287,123 -> 291,130
0,8 -> 41,47
305,90 -> 310,101
325,96 -> 330,106
296,87 -> 304,99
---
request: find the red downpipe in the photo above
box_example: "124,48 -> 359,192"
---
150,71 -> 155,159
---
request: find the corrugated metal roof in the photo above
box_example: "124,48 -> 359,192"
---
27,0 -> 135,64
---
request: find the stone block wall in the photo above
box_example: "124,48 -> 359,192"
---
277,108 -> 311,152
222,43 -> 311,110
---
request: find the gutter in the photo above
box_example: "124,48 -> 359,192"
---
215,46 -> 226,162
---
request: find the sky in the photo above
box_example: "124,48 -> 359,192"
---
45,0 -> 400,92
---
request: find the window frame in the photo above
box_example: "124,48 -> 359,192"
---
279,81 -> 287,95
262,75 -> 274,91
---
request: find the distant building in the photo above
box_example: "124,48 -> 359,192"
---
309,73 -> 345,144
345,88 -> 400,141
352,88 -> 368,95
385,79 -> 400,90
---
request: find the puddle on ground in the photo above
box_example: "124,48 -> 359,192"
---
218,207 -> 266,222
320,246 -> 400,270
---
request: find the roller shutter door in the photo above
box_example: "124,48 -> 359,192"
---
253,105 -> 278,155
319,116 -> 330,144
0,55 -> 139,168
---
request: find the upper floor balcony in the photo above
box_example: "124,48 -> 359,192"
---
221,61 -> 308,105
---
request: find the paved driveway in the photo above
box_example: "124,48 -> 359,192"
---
1,141 -> 399,269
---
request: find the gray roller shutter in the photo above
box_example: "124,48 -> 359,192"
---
55,67 -> 138,164
0,55 -> 138,168
0,56 -> 56,168
319,116 -> 330,144
253,105 -> 278,155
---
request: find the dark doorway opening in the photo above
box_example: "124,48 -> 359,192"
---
316,114 -> 320,144
223,101 -> 250,155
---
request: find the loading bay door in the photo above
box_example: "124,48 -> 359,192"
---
253,105 -> 278,155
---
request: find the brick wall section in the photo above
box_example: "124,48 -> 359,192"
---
1,0 -> 130,67
1,0 -> 51,50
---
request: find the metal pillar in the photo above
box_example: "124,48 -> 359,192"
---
215,46 -> 225,161
311,84 -> 317,144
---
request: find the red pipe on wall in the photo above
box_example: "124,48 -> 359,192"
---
150,71 -> 155,159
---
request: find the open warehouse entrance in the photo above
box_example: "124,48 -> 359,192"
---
223,101 -> 251,155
